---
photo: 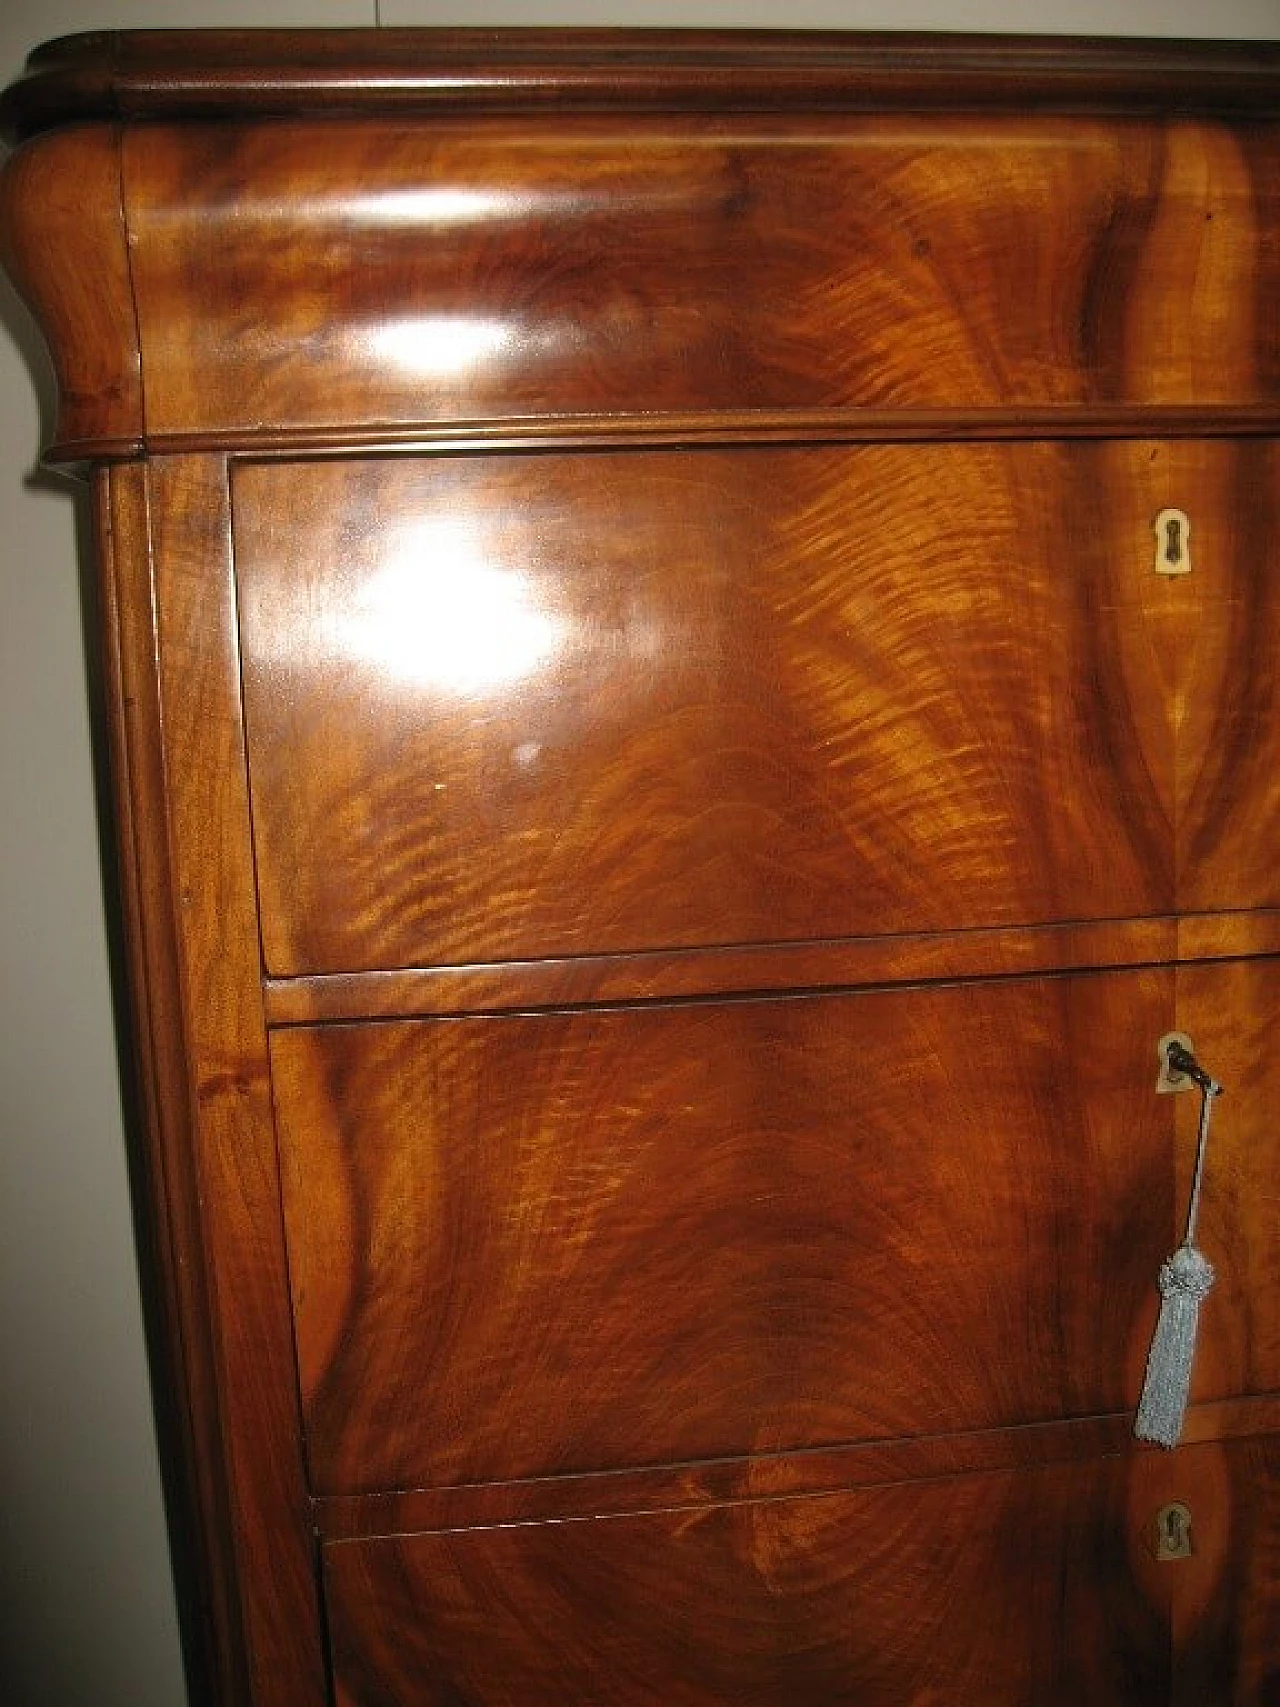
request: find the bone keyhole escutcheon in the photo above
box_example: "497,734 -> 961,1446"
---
1156,1501 -> 1193,1561
1154,508 -> 1192,576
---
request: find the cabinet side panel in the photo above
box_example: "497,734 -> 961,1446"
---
97,462 -> 241,1707
141,455 -> 325,1707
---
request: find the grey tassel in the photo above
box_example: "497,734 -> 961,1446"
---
1134,1049 -> 1221,1450
1133,1244 -> 1215,1448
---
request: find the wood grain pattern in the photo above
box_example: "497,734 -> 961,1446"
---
331,1436 -> 1280,1707
271,968 -> 1182,1496
6,30 -> 1280,1707
261,911 -> 1280,1025
143,457 -> 326,1707
261,915 -> 1183,1024
315,1399 -> 1280,1543
1177,441 -> 1280,913
0,124 -> 142,459
239,439 -> 1280,979
6,55 -> 1280,461
238,441 -> 1218,977
115,114 -> 1280,449
1173,961 -> 1280,1405
96,463 -> 237,1704
324,1452 -> 1174,1707
1131,1437 -> 1280,1707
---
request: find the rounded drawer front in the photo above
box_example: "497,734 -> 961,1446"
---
124,114 -> 1280,444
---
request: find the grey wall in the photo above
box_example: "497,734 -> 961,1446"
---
2,2 -> 1277,1704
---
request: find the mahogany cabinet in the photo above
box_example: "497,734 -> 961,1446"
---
3,28 -> 1280,1706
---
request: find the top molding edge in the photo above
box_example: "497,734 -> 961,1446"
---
4,28 -> 1280,142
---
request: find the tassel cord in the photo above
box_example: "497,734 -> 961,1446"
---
1133,1050 -> 1224,1449
1181,1075 -> 1221,1252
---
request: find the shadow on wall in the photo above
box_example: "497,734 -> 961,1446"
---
0,260 -> 205,1706
1,257 -> 56,459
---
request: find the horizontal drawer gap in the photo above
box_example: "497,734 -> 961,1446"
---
264,908 -> 1280,1025
159,404 -> 1280,464
315,1395 -> 1280,1542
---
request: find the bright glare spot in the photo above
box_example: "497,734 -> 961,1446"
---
369,315 -> 511,377
368,188 -> 512,227
335,518 -> 565,696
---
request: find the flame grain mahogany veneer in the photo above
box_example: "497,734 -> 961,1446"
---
3,28 -> 1280,1707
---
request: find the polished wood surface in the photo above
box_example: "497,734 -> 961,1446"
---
1160,1436 -> 1280,1705
1176,961 -> 1280,1399
4,29 -> 1279,143
322,1437 -> 1280,1707
313,1397 -> 1280,1542
238,442 -> 1280,976
0,125 -> 142,459
273,960 -> 1280,1503
325,1453 -> 1168,1707
262,911 -> 1280,1025
116,457 -> 325,1707
96,464 -> 236,1702
122,114 -> 1280,447
4,27 -> 1280,1707
1178,440 -> 1280,912
271,968 -> 1183,1495
6,102 -> 1280,460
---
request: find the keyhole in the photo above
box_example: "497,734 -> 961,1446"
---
1156,1501 -> 1193,1560
1153,508 -> 1192,577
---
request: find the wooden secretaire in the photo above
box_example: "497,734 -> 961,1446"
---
4,28 -> 1280,1706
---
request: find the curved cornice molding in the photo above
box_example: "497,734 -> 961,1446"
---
2,29 -> 1280,142
0,125 -> 142,460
